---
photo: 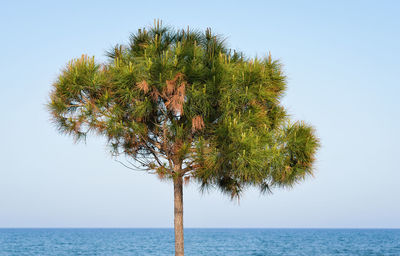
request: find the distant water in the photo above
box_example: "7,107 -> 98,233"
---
0,228 -> 399,255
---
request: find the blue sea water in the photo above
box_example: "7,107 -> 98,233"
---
0,228 -> 399,256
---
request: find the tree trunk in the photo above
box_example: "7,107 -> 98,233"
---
174,174 -> 184,256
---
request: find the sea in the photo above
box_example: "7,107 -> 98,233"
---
0,228 -> 399,255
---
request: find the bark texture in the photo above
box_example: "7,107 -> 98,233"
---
174,175 -> 184,256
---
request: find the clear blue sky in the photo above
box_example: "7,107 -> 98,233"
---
1,0 -> 399,228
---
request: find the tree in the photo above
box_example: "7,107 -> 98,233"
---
48,20 -> 319,256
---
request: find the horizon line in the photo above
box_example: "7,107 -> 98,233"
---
1,227 -> 399,229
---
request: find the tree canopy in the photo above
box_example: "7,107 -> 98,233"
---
48,21 -> 319,198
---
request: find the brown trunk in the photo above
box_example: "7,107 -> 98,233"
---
174,174 -> 184,256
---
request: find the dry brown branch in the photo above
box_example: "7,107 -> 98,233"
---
137,80 -> 149,93
150,88 -> 160,101
191,115 -> 205,132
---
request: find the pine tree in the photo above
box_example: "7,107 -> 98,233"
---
48,20 -> 319,256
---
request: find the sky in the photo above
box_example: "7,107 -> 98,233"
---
0,0 -> 399,228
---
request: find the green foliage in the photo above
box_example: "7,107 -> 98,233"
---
48,20 -> 319,198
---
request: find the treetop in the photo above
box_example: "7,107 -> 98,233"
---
48,20 -> 319,198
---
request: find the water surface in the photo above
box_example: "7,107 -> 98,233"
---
0,228 -> 399,255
